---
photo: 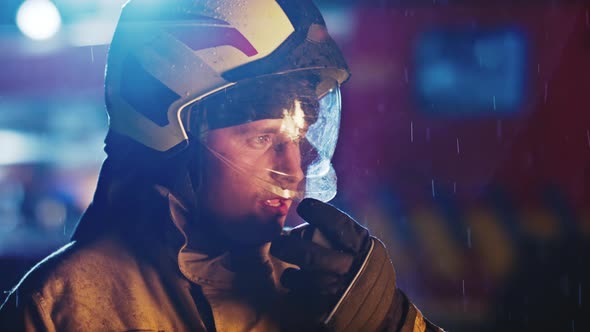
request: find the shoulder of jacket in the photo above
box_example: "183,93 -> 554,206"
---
9,234 -> 134,300
12,241 -> 77,295
1,241 -> 76,317
0,234 -> 157,330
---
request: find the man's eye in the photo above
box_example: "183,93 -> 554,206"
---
248,135 -> 272,148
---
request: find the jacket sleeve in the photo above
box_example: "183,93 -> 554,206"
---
382,289 -> 445,332
0,288 -> 56,332
323,237 -> 444,332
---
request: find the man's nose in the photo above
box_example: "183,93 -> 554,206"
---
270,142 -> 305,186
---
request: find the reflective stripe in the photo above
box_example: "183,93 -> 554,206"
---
413,309 -> 426,332
323,239 -> 375,324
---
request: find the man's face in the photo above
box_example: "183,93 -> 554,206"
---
198,118 -> 306,245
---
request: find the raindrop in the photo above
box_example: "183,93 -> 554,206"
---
572,319 -> 575,332
404,9 -> 408,16
90,46 -> 94,63
492,95 -> 496,110
431,179 -> 436,197
586,9 -> 589,28
453,181 -> 457,193
497,120 -> 503,140
456,138 -> 460,155
410,121 -> 414,143
579,283 -> 582,306
544,82 -> 548,104
462,279 -> 467,312
467,227 -> 472,248
537,63 -> 540,75
404,67 -> 409,83
586,129 -> 590,148
426,127 -> 431,142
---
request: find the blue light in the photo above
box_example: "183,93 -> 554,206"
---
420,62 -> 456,97
415,28 -> 527,115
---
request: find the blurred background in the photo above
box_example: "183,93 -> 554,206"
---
0,0 -> 589,331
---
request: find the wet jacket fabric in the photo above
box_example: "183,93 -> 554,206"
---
0,139 -> 443,332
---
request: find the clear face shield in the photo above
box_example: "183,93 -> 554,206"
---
185,74 -> 342,203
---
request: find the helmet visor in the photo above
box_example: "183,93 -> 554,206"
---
186,75 -> 341,202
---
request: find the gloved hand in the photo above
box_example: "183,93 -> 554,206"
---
271,198 -> 397,331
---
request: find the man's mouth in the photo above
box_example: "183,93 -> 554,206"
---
264,198 -> 283,207
260,197 -> 292,216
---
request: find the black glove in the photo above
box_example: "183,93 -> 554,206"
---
271,198 -> 397,331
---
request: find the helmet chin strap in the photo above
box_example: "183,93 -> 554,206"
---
203,145 -> 303,200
